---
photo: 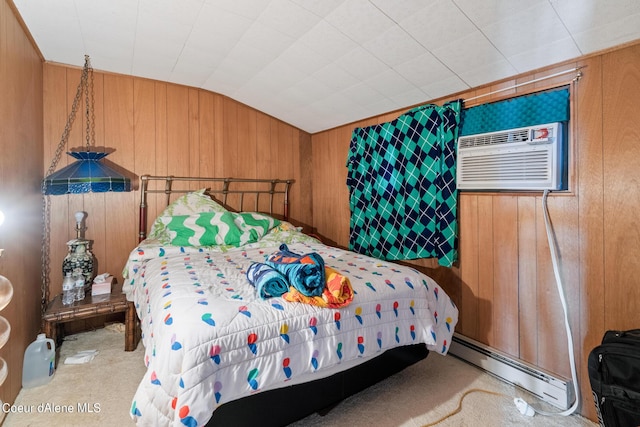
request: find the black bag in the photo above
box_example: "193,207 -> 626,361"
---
588,329 -> 640,427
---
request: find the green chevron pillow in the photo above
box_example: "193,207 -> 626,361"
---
148,189 -> 229,241
160,211 -> 280,247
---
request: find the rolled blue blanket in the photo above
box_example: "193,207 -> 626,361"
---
246,262 -> 290,299
266,244 -> 325,297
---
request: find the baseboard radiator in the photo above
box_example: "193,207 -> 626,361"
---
448,333 -> 573,409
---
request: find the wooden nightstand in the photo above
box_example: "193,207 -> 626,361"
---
42,281 -> 139,351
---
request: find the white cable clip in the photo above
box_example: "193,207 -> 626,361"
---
514,398 -> 535,417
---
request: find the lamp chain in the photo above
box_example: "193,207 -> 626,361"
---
40,55 -> 92,314
84,58 -> 95,151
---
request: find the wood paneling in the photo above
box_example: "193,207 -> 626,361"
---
477,195 -> 495,346
602,44 -> 640,329
311,132 -> 331,240
0,0 -> 43,410
517,196 -> 538,365
458,194 -> 479,337
42,65 -> 313,302
310,44 -> 640,421
492,196 -> 519,356
576,54 -> 605,420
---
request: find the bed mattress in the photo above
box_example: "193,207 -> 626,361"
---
123,228 -> 458,426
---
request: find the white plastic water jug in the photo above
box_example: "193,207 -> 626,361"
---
22,333 -> 55,388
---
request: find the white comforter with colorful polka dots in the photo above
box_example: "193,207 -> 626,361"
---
123,231 -> 458,427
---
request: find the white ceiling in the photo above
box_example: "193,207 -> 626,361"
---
13,0 -> 640,133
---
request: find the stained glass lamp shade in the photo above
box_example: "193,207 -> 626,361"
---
43,151 -> 131,195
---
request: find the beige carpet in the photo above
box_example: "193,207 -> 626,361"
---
5,326 -> 597,427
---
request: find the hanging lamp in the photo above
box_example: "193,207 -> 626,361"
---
42,55 -> 131,195
40,55 -> 132,312
43,151 -> 131,194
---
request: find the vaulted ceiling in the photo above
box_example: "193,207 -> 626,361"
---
13,0 -> 640,133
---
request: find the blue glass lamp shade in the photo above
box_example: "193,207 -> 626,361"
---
43,151 -> 131,195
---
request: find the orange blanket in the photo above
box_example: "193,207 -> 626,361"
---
282,266 -> 353,308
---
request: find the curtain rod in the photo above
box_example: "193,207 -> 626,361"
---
464,67 -> 583,103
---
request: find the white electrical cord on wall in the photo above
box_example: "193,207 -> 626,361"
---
421,190 -> 582,426
515,190 -> 580,417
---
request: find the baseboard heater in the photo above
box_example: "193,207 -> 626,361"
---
448,333 -> 573,409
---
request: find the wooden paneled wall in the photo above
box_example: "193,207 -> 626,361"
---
0,0 -> 44,411
310,43 -> 640,421
43,64 -> 313,300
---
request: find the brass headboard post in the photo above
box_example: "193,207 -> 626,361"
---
284,180 -> 291,220
137,175 -> 294,243
139,176 -> 149,243
222,178 -> 230,207
269,181 -> 276,216
164,176 -> 174,206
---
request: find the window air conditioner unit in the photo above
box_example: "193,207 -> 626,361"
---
456,122 -> 566,191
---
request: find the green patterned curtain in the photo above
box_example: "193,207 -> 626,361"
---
346,100 -> 461,267
459,87 -> 570,136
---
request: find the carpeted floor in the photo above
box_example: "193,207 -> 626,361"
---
4,326 -> 597,427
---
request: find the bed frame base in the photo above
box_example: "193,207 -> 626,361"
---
207,344 -> 429,427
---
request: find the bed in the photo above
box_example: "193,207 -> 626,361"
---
123,175 -> 459,427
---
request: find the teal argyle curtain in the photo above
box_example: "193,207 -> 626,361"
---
346,100 -> 461,267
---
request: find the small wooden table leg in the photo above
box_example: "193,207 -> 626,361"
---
43,319 -> 55,346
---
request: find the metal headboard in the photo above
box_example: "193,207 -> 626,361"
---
138,175 -> 293,242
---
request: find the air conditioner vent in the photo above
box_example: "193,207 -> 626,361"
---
456,122 -> 566,191
458,128 -> 530,149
